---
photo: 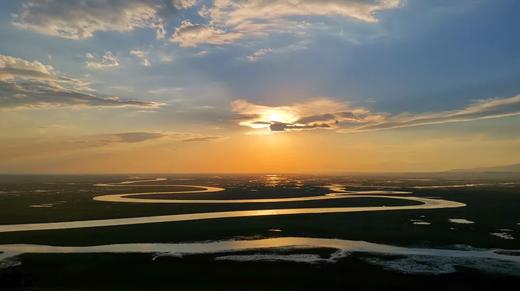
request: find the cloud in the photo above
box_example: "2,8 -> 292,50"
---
0,54 -> 56,81
65,131 -> 222,147
93,131 -> 223,145
129,50 -> 151,66
172,0 -> 197,9
268,121 -> 331,132
342,95 -> 520,133
110,132 -> 166,143
12,0 -> 168,40
208,0 -> 401,25
12,1 -> 402,46
0,131 -> 225,161
158,53 -> 175,63
231,94 -> 520,133
85,52 -> 120,69
181,135 -> 223,142
247,48 -> 273,62
245,41 -> 308,61
194,50 -> 209,57
172,0 -> 401,46
170,20 -> 242,47
231,98 -> 380,133
64,132 -> 167,148
0,54 -> 162,110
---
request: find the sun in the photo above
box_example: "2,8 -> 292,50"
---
238,106 -> 299,132
264,108 -> 296,123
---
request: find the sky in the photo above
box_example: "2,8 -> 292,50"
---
0,0 -> 519,173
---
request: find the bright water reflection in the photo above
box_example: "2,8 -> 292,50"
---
0,178 -> 465,233
1,237 -> 519,269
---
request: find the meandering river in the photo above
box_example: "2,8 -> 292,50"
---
0,178 -> 465,233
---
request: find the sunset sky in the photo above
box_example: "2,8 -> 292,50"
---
1,0 -> 519,173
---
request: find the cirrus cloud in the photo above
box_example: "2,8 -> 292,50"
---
207,0 -> 401,26
170,20 -> 243,47
247,48 -> 273,62
12,0 -> 168,40
232,94 -> 520,134
171,0 -> 401,47
231,98 -> 383,133
85,52 -> 120,70
0,131 -> 225,162
129,50 -> 151,67
0,54 -> 162,110
343,94 -> 520,133
172,0 -> 197,10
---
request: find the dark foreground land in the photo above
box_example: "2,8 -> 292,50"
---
0,174 -> 519,290
1,252 -> 520,291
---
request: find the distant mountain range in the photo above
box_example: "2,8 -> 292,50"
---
448,163 -> 520,173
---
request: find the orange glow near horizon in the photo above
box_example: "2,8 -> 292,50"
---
3,128 -> 520,174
